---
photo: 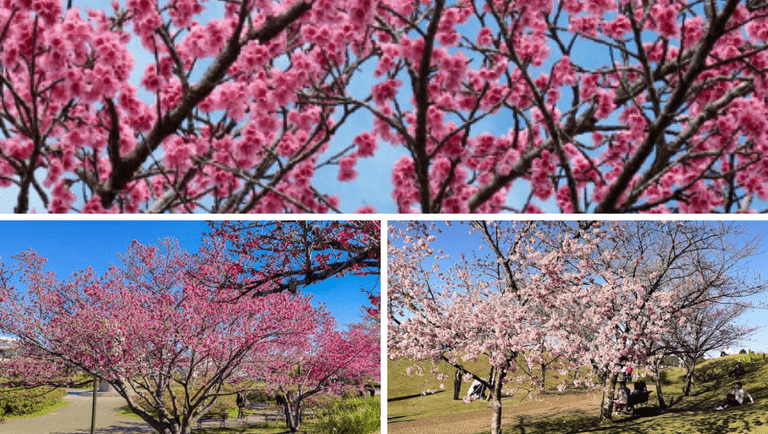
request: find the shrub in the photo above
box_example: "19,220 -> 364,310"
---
739,349 -> 747,354
246,389 -> 272,403
657,370 -> 671,386
0,386 -> 66,417
309,396 -> 380,434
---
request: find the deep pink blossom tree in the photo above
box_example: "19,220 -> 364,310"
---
261,317 -> 380,432
0,225 -> 380,434
3,0 -> 768,212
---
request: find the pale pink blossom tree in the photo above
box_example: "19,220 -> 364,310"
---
4,1 -> 768,212
388,221 -> 684,433
595,221 -> 768,411
0,224 -> 381,434
665,301 -> 758,397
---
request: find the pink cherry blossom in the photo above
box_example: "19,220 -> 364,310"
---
0,0 -> 767,212
0,221 -> 380,434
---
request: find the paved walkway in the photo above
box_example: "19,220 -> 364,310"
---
1,393 -> 290,434
1,392 -> 154,434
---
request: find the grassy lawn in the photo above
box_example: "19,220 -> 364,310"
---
1,399 -> 69,420
389,354 -> 768,434
117,411 -> 316,433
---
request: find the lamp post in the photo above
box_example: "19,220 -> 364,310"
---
91,378 -> 97,434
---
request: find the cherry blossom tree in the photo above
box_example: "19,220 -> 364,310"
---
348,0 -> 768,213
597,221 -> 768,411
664,301 -> 758,396
388,221 -> 684,433
0,224 -> 380,434
262,317 -> 380,433
4,0 -> 768,212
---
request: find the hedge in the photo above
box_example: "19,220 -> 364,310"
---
0,386 -> 67,417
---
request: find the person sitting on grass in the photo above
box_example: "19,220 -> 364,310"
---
716,382 -> 754,410
728,362 -> 746,378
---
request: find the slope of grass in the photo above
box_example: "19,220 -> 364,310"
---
388,356 -> 499,421
389,354 -> 768,434
502,354 -> 768,434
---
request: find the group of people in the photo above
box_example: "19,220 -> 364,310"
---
613,362 -> 757,415
614,381 -> 647,405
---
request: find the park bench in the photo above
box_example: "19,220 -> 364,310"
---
196,411 -> 228,429
615,391 -> 652,416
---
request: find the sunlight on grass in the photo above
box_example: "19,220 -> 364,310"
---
390,354 -> 768,434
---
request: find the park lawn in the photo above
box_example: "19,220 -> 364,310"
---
388,354 -> 598,422
117,413 -> 316,433
390,354 -> 768,434
1,398 -> 68,420
388,356 -> 497,420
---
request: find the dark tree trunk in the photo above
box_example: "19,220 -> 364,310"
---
453,368 -> 462,400
683,360 -> 696,396
277,392 -> 302,433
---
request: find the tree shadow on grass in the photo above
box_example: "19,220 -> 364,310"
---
388,390 -> 445,402
50,421 -> 295,434
50,420 -> 153,434
498,406 -> 672,434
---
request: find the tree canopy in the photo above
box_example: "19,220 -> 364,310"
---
3,0 -> 768,212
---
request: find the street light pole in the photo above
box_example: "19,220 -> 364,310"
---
91,378 -> 97,434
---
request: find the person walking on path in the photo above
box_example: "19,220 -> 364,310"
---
236,391 -> 247,419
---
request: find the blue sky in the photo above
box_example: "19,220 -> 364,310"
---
0,220 -> 379,329
389,219 -> 768,355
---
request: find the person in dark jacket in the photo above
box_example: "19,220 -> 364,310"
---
236,391 -> 247,419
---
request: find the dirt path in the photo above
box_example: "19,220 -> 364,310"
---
2,392 -> 153,434
388,391 -> 605,434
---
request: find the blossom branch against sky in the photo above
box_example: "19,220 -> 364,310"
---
0,220 -> 380,328
5,1 -> 768,212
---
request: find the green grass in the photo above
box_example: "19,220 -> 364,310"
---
388,354 -> 595,422
119,404 -> 334,433
388,356 -> 494,420
389,354 -> 768,434
1,399 -> 68,420
308,396 -> 380,434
